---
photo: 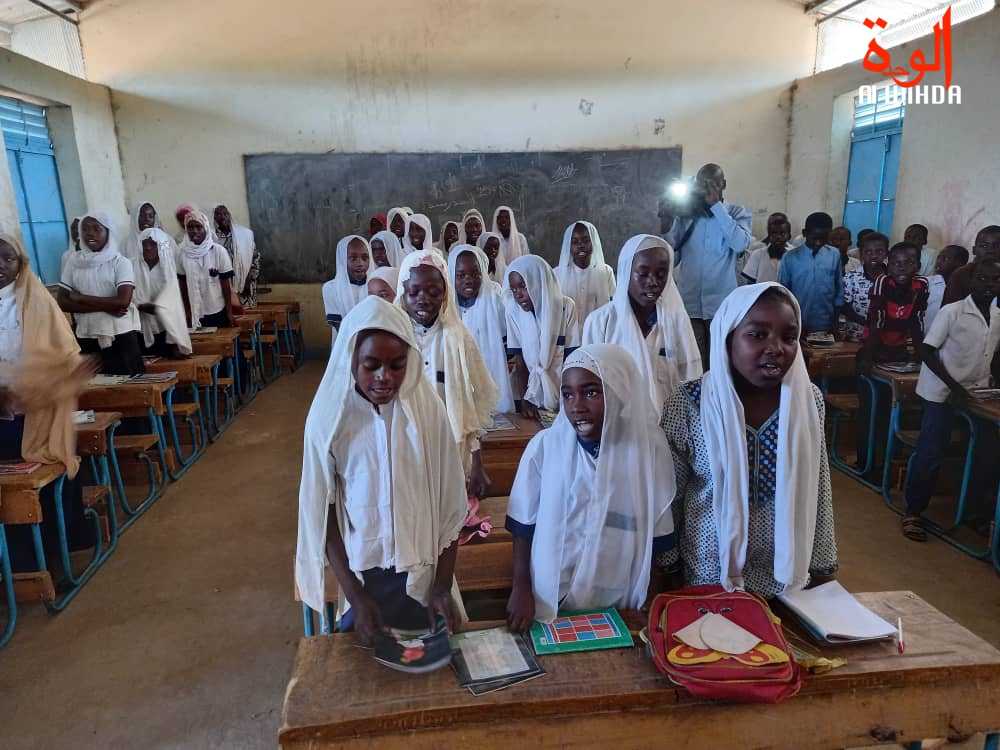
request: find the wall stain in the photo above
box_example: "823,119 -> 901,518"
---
578,98 -> 594,116
654,118 -> 665,135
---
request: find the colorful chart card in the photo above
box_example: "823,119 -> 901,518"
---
530,608 -> 634,655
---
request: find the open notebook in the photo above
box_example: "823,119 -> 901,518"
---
778,581 -> 896,644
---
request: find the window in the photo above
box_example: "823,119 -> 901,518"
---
1,95 -> 69,284
842,85 -> 905,239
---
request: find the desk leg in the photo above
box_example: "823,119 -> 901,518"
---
829,375 -> 882,492
164,384 -> 203,478
992,478 -> 1000,574
302,603 -> 315,637
0,524 -> 15,648
881,397 -> 907,514
48,473 -> 116,611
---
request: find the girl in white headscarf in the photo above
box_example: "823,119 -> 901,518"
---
296,296 -> 468,642
402,214 -> 436,255
386,207 -> 409,246
435,220 -> 461,255
506,343 -> 676,628
57,211 -> 145,375
554,221 -> 616,325
447,244 -> 515,414
126,200 -> 174,259
504,255 -> 580,419
128,228 -> 193,358
322,235 -> 374,344
458,208 -> 487,247
367,266 -> 399,302
176,209 -> 236,329
370,230 -> 405,268
583,234 -> 701,413
395,251 -> 499,497
661,282 -> 837,598
492,205 -> 529,263
477,231 -> 507,284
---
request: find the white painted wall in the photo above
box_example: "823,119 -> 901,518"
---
80,0 -> 817,236
788,7 -> 1000,249
0,47 -> 126,243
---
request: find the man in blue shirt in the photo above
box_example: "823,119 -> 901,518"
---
661,163 -> 752,368
777,212 -> 845,334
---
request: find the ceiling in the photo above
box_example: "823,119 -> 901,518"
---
0,0 -> 78,30
799,0 -> 978,23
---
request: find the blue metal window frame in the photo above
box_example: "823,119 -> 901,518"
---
844,86 -> 905,235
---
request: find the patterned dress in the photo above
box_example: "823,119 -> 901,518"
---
659,379 -> 838,597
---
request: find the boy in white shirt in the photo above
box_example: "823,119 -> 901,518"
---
741,217 -> 790,285
902,259 -> 1000,541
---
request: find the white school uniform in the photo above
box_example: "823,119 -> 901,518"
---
448,244 -> 516,414
923,274 -> 947,331
295,296 -> 468,618
504,255 -> 580,411
396,251 -> 499,470
583,235 -> 701,413
58,211 -> 141,347
916,295 -> 1000,404
741,246 -> 783,284
507,344 -> 676,622
175,209 -> 234,325
477,231 -> 507,284
491,205 -> 529,263
129,228 -> 192,354
322,234 -> 375,344
554,220 -> 616,325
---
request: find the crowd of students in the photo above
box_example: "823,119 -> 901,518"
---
56,202 -> 260,376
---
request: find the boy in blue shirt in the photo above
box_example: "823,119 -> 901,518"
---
778,212 -> 844,335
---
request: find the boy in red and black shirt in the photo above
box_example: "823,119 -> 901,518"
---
859,242 -> 929,371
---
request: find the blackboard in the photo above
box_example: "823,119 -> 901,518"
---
244,149 -> 682,283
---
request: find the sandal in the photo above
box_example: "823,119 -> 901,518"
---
901,515 -> 927,542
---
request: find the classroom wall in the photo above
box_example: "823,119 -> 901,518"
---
78,0 -> 818,350
787,7 -> 1000,249
0,47 -> 126,241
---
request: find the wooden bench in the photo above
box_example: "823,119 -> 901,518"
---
280,591 -> 1000,750
0,463 -> 111,612
480,414 -> 543,497
257,300 -> 304,368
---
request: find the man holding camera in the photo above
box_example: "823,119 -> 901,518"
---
659,163 -> 752,368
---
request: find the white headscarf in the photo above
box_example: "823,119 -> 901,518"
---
322,235 -> 375,341
175,209 -> 229,326
447,244 -> 515,413
367,266 -> 400,296
60,215 -> 83,278
69,211 -> 123,270
434,220 -> 460,254
583,234 -> 701,412
509,343 -> 675,622
477,231 -> 507,283
504,255 -> 568,411
386,207 -> 410,244
458,208 -> 487,245
701,282 -> 822,592
295,296 -> 468,615
491,205 -> 529,262
554,220 -> 616,324
213,204 -> 255,291
131,228 -> 192,355
126,201 -> 165,257
176,209 -> 215,261
402,213 -> 437,255
371,230 -> 405,267
395,251 -> 499,450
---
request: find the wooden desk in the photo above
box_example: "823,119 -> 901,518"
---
280,591 -> 1000,750
145,354 -> 221,387
75,411 -> 123,456
965,400 -> 1000,572
480,414 -> 543,497
871,366 -> 920,400
190,328 -> 241,359
78,379 -> 175,419
804,341 -> 860,381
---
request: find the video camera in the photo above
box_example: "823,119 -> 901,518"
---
661,177 -> 710,219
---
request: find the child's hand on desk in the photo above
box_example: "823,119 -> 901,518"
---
428,587 -> 460,635
349,591 -> 385,647
506,585 -> 535,633
520,400 -> 541,422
